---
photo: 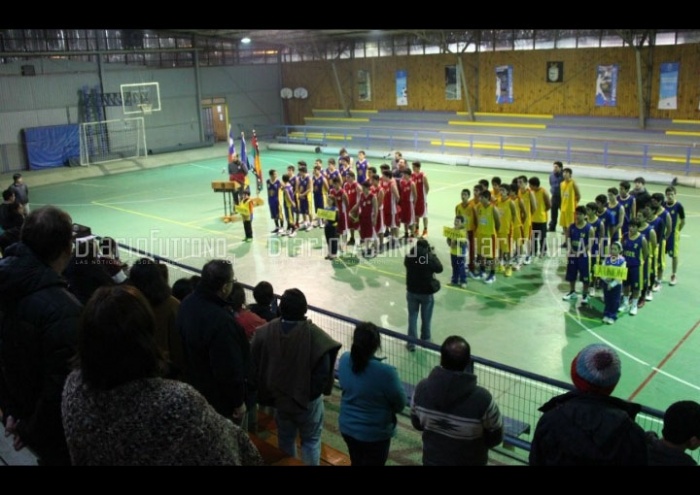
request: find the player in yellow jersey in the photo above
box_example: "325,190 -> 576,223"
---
496,184 -> 516,277
559,167 -> 581,247
528,177 -> 551,258
455,188 -> 475,276
517,175 -> 537,265
474,190 -> 501,284
508,184 -> 526,271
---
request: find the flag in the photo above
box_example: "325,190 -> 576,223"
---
228,124 -> 236,164
251,129 -> 263,194
240,131 -> 251,193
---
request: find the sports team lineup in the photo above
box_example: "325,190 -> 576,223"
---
227,147 -> 684,322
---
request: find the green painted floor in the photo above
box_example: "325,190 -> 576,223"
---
26,148 -> 700,415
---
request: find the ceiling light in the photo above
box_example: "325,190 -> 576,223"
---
241,37 -> 251,44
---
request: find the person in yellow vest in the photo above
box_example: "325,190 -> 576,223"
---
559,167 -> 581,247
508,183 -> 526,271
238,189 -> 255,242
474,190 -> 500,284
467,185 -> 484,278
455,188 -> 475,277
528,177 -> 551,258
496,184 -> 516,277
517,175 -> 537,265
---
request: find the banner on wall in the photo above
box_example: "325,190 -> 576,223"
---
658,62 -> 679,110
445,65 -> 461,100
396,70 -> 408,106
496,65 -> 513,104
595,64 -> 618,107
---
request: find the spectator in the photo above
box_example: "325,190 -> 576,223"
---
172,275 -> 199,302
176,259 -> 249,426
404,238 -> 443,351
63,237 -> 115,305
337,322 -> 406,466
251,288 -> 341,465
529,343 -> 647,465
0,205 -> 81,465
411,335 -> 503,465
128,258 -> 185,379
248,280 -> 279,322
646,400 -> 700,466
61,284 -> 263,466
8,173 -> 29,214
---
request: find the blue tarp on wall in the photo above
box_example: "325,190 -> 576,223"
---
23,124 -> 80,170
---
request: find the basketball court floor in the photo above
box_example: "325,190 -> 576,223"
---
24,147 -> 700,415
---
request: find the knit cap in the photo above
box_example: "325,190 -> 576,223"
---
570,344 -> 621,396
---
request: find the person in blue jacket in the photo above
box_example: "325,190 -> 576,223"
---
337,322 -> 406,466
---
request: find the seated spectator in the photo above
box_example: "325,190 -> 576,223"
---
248,280 -> 279,322
61,284 -> 263,466
128,258 -> 185,380
646,400 -> 700,466
529,343 -> 647,465
0,200 -> 24,256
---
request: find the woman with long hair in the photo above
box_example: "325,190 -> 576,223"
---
337,322 -> 406,465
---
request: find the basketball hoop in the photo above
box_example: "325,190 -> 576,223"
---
139,103 -> 153,115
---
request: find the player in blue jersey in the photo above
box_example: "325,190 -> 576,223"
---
562,206 -> 594,305
594,194 -> 613,256
355,150 -> 369,185
266,169 -> 283,234
281,174 -> 297,237
586,202 -> 605,297
637,207 -> 657,308
297,163 -> 312,231
606,187 -> 625,244
664,186 -> 685,287
312,163 -> 328,228
617,180 -> 636,238
650,192 -> 672,292
621,218 -> 648,316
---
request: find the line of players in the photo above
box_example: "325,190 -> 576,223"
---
264,149 -> 430,257
561,179 -> 685,317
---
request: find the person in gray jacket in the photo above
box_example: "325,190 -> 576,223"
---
411,335 -> 503,465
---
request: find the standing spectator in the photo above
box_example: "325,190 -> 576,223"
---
559,167 -> 581,243
61,284 -> 263,466
176,259 -> 249,426
529,343 -> 647,465
63,237 -> 115,304
404,238 -> 443,352
128,258 -> 184,379
228,282 -> 266,433
631,176 -> 652,210
548,161 -> 563,232
337,322 -> 406,466
411,336 -> 503,466
0,205 -> 81,465
250,288 -> 341,466
9,173 -> 29,214
646,400 -> 700,466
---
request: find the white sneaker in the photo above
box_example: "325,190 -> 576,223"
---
645,291 -> 653,301
652,282 -> 661,292
581,294 -> 590,305
619,303 -> 629,313
589,287 -> 596,298
670,275 -> 677,286
484,274 -> 496,284
629,304 -> 638,316
562,291 -> 577,301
